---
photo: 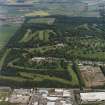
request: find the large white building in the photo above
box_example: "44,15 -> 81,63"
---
80,92 -> 105,103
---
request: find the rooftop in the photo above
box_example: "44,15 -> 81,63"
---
80,92 -> 105,102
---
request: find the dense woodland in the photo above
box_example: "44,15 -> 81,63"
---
0,15 -> 105,88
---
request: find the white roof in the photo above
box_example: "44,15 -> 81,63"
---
47,102 -> 55,105
63,90 -> 71,97
47,97 -> 58,101
80,92 -> 105,102
55,89 -> 63,92
42,93 -> 47,98
34,102 -> 38,105
61,101 -> 72,105
32,57 -> 45,61
9,95 -> 30,104
39,89 -> 48,94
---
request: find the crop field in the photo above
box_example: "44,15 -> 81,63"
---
79,66 -> 105,88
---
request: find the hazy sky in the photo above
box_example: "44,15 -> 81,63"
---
0,0 -> 105,5
82,0 -> 105,5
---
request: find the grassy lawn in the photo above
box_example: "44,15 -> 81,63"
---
19,72 -> 72,83
0,76 -> 27,82
38,30 -> 55,41
0,59 -> 79,87
0,49 -> 11,69
20,29 -> 55,43
67,64 -> 79,85
0,73 -> 79,87
19,29 -> 32,43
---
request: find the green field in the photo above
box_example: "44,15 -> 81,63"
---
0,64 -> 79,88
19,29 -> 56,43
27,18 -> 55,25
0,25 -> 19,48
0,49 -> 11,69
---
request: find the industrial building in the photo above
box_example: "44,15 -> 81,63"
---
80,92 -> 105,104
31,88 -> 75,105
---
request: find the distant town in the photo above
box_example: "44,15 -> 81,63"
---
0,0 -> 33,4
